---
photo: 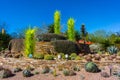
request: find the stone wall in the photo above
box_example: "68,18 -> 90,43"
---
35,42 -> 57,54
8,39 -> 57,55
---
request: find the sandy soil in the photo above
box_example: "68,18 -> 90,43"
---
0,57 -> 119,80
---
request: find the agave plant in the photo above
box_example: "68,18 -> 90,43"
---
107,46 -> 118,55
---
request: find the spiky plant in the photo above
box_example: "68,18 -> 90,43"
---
107,46 -> 118,54
54,10 -> 61,34
24,27 -> 36,57
67,18 -> 75,41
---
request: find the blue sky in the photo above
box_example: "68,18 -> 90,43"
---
0,0 -> 120,33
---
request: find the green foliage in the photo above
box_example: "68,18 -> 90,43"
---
44,54 -> 54,60
88,30 -> 108,43
63,69 -> 69,76
41,66 -> 50,74
107,46 -> 118,54
52,40 -> 80,54
75,30 -> 81,41
75,56 -> 81,60
63,69 -> 76,76
24,27 -> 36,57
85,62 -> 101,73
33,53 -> 44,59
47,24 -> 54,33
0,69 -> 13,78
89,43 -> 102,53
73,66 -> 80,71
67,18 -> 75,41
37,33 -> 66,41
114,37 -> 120,49
70,53 -> 77,60
0,33 -> 12,51
13,67 -> 22,73
101,39 -> 113,51
34,71 -> 39,75
114,37 -> 120,44
54,10 -> 61,34
81,24 -> 88,42
52,69 -> 57,77
59,53 -> 65,59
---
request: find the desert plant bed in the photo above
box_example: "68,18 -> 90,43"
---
0,56 -> 120,80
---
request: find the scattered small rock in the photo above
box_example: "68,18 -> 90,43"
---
101,72 -> 109,78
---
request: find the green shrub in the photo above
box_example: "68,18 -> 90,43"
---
33,53 -> 44,59
70,53 -> 77,60
24,27 -> 36,57
85,62 -> 101,73
52,40 -> 80,54
63,69 -> 76,76
34,71 -> 39,75
75,56 -> 81,60
89,43 -> 102,53
52,69 -> 57,77
41,66 -> 50,74
44,55 -> 54,60
63,69 -> 69,76
0,33 -> 11,51
13,67 -> 22,73
36,33 -> 66,41
73,66 -> 80,71
59,53 -> 65,59
0,69 -> 13,78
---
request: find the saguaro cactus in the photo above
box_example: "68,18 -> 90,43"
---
67,18 -> 75,41
24,27 -> 36,57
54,10 -> 61,34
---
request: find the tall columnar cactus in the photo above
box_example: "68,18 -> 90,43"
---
67,18 -> 75,41
54,10 -> 61,34
24,27 -> 36,57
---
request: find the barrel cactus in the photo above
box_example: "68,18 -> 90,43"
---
23,70 -> 32,77
107,46 -> 118,54
85,62 -> 101,73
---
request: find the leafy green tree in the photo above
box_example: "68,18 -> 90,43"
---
101,39 -> 113,51
88,30 -> 108,43
47,24 -> 54,33
54,10 -> 61,34
81,24 -> 88,43
24,27 -> 36,57
67,18 -> 75,41
74,30 -> 81,41
0,32 -> 12,51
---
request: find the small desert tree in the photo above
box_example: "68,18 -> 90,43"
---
67,18 -> 75,41
24,27 -> 36,57
81,24 -> 88,43
54,10 -> 61,34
